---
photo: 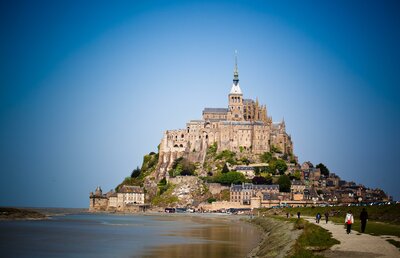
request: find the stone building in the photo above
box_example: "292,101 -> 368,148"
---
89,185 -> 145,212
116,185 -> 145,210
156,58 -> 294,179
290,180 -> 306,201
234,166 -> 256,179
89,186 -> 108,211
230,183 -> 279,205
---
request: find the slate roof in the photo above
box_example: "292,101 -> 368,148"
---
203,108 -> 229,113
235,166 -> 255,171
230,183 -> 279,191
119,185 -> 144,194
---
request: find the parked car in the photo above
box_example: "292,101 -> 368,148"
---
165,208 -> 175,213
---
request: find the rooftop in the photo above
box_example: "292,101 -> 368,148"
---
203,108 -> 229,113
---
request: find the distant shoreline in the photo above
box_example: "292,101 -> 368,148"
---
0,207 -> 47,220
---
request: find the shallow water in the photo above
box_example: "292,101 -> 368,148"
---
0,213 -> 260,258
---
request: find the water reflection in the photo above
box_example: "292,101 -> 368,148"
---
0,213 -> 260,258
141,215 -> 260,258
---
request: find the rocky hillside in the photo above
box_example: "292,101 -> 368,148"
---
114,141 -> 295,207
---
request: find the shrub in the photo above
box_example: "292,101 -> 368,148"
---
215,171 -> 246,185
207,197 -> 217,203
278,174 -> 291,192
207,142 -> 218,155
222,163 -> 230,173
260,152 -> 273,163
170,157 -> 196,177
131,166 -> 141,178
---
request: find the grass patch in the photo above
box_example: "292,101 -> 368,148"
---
151,184 -> 178,206
290,218 -> 339,258
386,239 -> 400,249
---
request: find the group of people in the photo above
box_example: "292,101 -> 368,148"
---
315,212 -> 329,224
344,208 -> 369,234
316,208 -> 369,234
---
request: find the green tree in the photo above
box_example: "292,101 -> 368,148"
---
131,166 -> 141,178
216,171 -> 246,185
275,159 -> 288,175
252,176 -> 268,185
316,163 -> 330,177
222,163 -> 230,173
278,174 -> 291,192
289,170 -> 302,180
207,197 -> 217,203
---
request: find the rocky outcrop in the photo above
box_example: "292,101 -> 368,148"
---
168,176 -> 210,206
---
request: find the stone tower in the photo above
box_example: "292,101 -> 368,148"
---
227,52 -> 244,121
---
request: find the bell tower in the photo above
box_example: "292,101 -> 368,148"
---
228,51 -> 244,121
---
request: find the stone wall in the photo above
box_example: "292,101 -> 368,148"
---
168,176 -> 199,185
89,197 -> 108,211
199,201 -> 249,211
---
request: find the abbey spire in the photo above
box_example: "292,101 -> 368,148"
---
233,50 -> 239,85
230,50 -> 242,94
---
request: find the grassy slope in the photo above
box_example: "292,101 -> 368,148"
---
249,215 -> 339,258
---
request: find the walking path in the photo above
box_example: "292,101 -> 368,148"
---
305,218 -> 400,257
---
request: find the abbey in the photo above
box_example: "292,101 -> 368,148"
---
157,58 -> 294,178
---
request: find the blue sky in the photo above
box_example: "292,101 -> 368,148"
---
0,0 -> 399,207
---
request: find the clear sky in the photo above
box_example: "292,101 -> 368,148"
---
1,0 -> 399,207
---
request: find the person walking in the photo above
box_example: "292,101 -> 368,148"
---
316,213 -> 321,223
324,212 -> 329,224
297,211 -> 301,219
345,210 -> 354,234
360,208 -> 368,233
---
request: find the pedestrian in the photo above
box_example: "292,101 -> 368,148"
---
360,208 -> 368,233
286,212 -> 289,218
345,210 -> 354,234
316,213 -> 321,223
324,212 -> 329,224
297,211 -> 301,219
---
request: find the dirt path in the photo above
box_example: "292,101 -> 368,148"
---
305,218 -> 400,257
